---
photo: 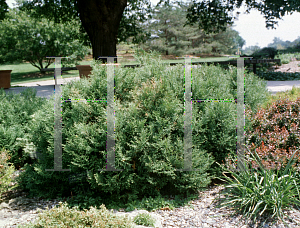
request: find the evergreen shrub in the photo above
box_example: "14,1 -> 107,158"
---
16,50 -> 271,208
0,147 -> 17,200
252,47 -> 278,59
0,88 -> 47,170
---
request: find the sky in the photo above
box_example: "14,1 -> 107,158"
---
5,0 -> 300,49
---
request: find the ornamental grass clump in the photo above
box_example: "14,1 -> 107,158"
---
213,146 -> 300,228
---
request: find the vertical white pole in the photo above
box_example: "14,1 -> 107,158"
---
46,56 -> 70,172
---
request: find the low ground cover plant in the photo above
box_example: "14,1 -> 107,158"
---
18,201 -> 157,228
18,202 -> 137,228
133,213 -> 156,226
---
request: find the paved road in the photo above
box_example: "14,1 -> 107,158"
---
3,76 -> 300,99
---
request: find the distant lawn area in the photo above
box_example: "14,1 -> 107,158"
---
0,60 -> 92,85
0,56 -> 236,85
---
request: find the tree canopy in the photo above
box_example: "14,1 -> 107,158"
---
1,0 -> 299,61
0,0 -> 9,21
13,0 -> 153,48
185,0 -> 300,33
12,0 -> 300,35
0,7 -> 90,71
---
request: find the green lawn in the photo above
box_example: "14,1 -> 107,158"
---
0,57 -> 236,85
0,60 -> 93,85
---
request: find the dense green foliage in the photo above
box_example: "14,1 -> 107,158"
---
257,72 -> 300,81
0,7 -> 90,70
15,52 -> 215,204
1,48 -> 300,226
0,0 -> 9,21
8,0 -> 300,63
14,0 -> 153,46
9,51 -> 270,213
0,88 -> 47,169
0,148 -> 17,200
252,47 -> 278,59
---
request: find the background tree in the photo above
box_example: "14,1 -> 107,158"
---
291,36 -> 300,49
267,36 -> 300,53
242,45 -> 261,55
14,0 -> 153,63
268,37 -> 288,49
0,8 -> 90,72
2,0 -> 300,62
141,1 -> 245,56
0,0 -> 9,21
200,25 -> 245,55
185,0 -> 300,33
141,2 -> 195,56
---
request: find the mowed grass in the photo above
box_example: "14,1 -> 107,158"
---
0,56 -> 236,85
0,60 -> 93,85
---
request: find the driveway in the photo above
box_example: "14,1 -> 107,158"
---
3,77 -> 300,99
264,80 -> 300,95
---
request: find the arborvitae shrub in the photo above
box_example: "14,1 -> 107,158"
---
0,88 -> 47,170
16,50 -> 271,206
190,63 -> 271,177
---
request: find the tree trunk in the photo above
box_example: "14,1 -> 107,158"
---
76,0 -> 127,63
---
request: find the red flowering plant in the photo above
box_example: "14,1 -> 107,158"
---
242,97 -> 300,175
